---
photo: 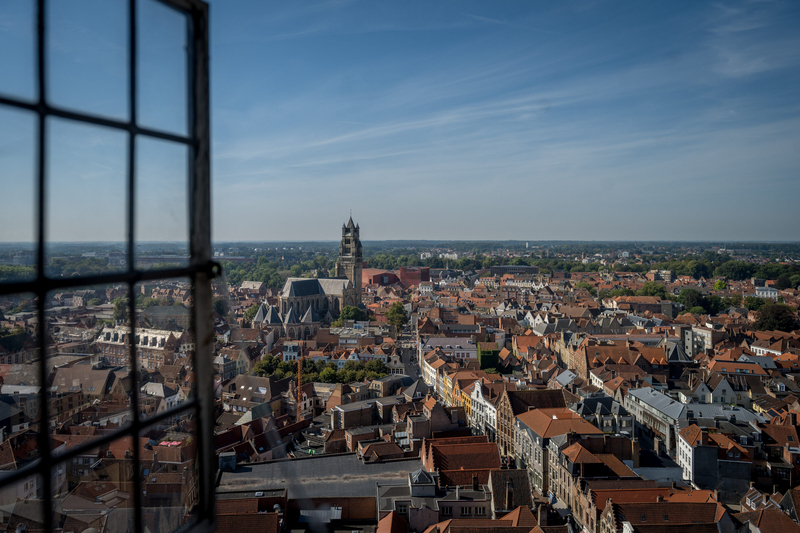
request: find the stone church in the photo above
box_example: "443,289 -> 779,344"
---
252,217 -> 363,339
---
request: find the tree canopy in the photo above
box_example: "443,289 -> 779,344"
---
386,302 -> 409,329
242,304 -> 260,325
753,304 -> 798,332
339,305 -> 368,322
252,356 -> 388,384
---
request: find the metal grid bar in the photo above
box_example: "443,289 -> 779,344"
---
0,0 -> 214,531
126,2 -> 144,532
0,265 -> 215,297
0,94 -> 194,145
34,0 -> 52,530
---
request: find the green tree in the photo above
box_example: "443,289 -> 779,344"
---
575,281 -> 597,296
242,304 -> 260,325
721,294 -> 743,308
679,289 -> 703,311
213,297 -> 230,316
753,303 -> 798,332
775,274 -> 794,290
688,306 -> 706,315
339,306 -> 368,322
638,282 -> 667,299
112,297 -> 129,323
319,367 -> 337,383
713,280 -> 727,291
713,261 -> 754,281
364,360 -> 389,375
744,296 -> 767,311
386,302 -> 409,329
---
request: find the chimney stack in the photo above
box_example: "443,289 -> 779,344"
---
472,475 -> 479,491
505,478 -> 514,510
632,437 -> 640,468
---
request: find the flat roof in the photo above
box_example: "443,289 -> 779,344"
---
217,454 -> 423,499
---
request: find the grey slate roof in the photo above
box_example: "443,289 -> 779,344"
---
300,307 -> 317,324
410,468 -> 433,484
252,303 -> 267,324
404,379 -> 428,400
281,278 -> 323,298
317,278 -> 351,296
264,305 -> 283,325
284,307 -> 299,324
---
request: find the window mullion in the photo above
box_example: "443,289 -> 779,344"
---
35,1 -> 54,531
127,3 -> 146,533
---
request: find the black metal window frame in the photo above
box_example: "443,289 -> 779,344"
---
0,0 -> 216,532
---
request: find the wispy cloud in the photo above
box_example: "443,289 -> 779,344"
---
207,0 -> 800,241
464,13 -> 525,29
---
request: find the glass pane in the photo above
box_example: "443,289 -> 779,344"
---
45,118 -> 127,276
0,0 -> 36,101
137,0 -> 188,136
1,475 -> 46,531
46,284 -> 133,446
47,0 -> 128,119
0,292 -> 41,468
135,277 -> 195,421
135,137 -> 189,269
51,436 -> 136,530
140,411 -> 199,532
0,107 -> 36,282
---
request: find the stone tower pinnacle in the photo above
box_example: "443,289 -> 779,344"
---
335,216 -> 363,294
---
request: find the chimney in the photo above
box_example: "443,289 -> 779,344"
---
632,437 -> 640,468
505,478 -> 514,510
538,504 -> 548,526
153,452 -> 159,471
700,432 -> 708,446
472,475 -> 479,491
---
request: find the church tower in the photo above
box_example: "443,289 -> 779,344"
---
335,216 -> 362,293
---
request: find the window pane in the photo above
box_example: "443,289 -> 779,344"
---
135,137 -> 189,269
137,0 -> 188,136
0,0 -> 36,101
46,0 -> 128,120
52,435 -> 136,530
47,285 -> 133,446
45,118 -> 127,276
0,291 -> 41,468
0,107 -> 37,282
2,475 -> 46,530
135,277 -> 195,421
140,411 -> 199,532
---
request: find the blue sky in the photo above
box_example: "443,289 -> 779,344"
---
1,0 -> 799,243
